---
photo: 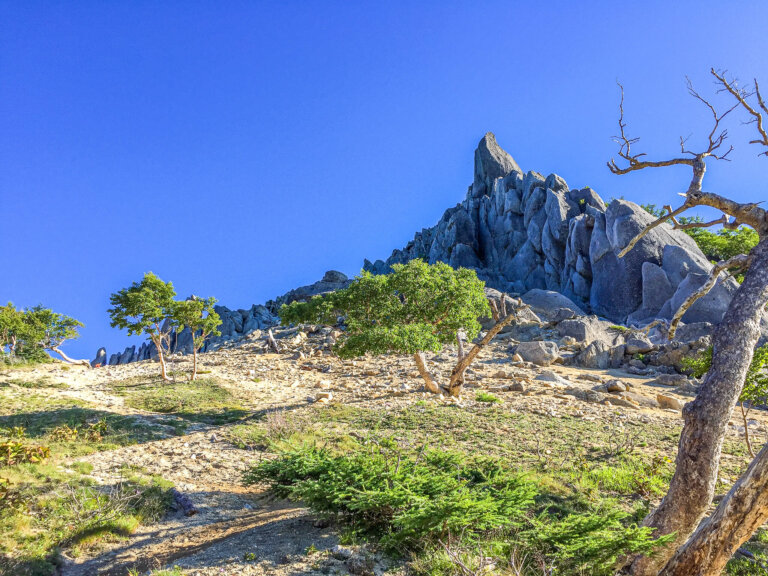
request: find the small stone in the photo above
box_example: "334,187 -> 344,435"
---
657,394 -> 684,411
606,380 -> 628,393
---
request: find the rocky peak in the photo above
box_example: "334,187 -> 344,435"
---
365,133 -> 740,329
473,132 -> 521,197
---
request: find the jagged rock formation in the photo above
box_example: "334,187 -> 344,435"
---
265,270 -> 351,314
96,133 -> 748,367
96,271 -> 351,366
100,303 -> 278,366
364,132 -> 738,326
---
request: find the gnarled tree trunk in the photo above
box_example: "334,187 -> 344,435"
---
660,439 -> 768,575
150,334 -> 171,382
632,238 -> 768,575
413,352 -> 441,394
51,345 -> 91,368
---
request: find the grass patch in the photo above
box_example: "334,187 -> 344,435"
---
0,467 -> 173,576
2,377 -> 67,389
112,378 -> 249,425
0,391 -> 166,458
475,391 -> 500,403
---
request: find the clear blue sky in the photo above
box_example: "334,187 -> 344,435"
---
1,1 -> 767,359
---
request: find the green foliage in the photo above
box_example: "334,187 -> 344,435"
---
640,205 -> 758,275
521,506 -> 666,574
0,439 -> 50,467
245,441 -> 670,574
108,272 -> 176,339
475,391 -> 500,403
685,226 -> 759,263
245,441 -> 537,551
170,297 -> 222,351
0,302 -> 25,356
280,260 -> 490,359
683,344 -> 768,405
114,378 -> 248,425
0,303 -> 82,364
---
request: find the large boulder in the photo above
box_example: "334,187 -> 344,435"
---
515,341 -> 560,366
557,316 -> 621,347
521,289 -> 585,322
578,341 -> 625,369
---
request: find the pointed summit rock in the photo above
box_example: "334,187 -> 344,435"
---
365,132 -> 741,328
473,132 -> 521,196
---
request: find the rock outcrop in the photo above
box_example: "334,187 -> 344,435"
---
99,271 -> 350,366
364,132 -> 738,327
98,133 -> 749,367
265,270 -> 351,314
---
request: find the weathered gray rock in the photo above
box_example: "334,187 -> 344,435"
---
91,348 -> 107,368
557,316 -> 621,347
661,272 -> 738,325
521,289 -> 585,321
657,394 -> 685,411
578,341 -> 625,369
118,346 -> 135,365
266,271 -> 351,314
625,333 -> 655,355
674,322 -> 714,343
515,341 -> 560,366
364,133 -> 735,330
649,374 -> 691,387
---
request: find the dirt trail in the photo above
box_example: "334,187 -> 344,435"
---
0,360 -> 347,576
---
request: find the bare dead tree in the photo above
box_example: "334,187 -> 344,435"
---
608,69 -> 768,576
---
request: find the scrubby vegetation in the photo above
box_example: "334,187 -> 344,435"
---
246,438 -> 670,575
684,344 -> 768,456
280,260 -> 515,396
0,303 -> 85,366
0,386 -> 173,575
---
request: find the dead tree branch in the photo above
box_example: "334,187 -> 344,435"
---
712,68 -> 768,156
267,329 -> 281,353
668,253 -> 752,339
608,71 -> 768,576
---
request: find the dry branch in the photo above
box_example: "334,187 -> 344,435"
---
668,253 -> 752,339
267,329 -> 281,353
51,345 -> 92,368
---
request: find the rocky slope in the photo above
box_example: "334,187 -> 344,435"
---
364,132 -> 737,326
97,133 -> 742,366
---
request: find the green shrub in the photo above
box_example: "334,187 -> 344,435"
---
682,345 -> 768,401
475,392 -> 500,403
245,440 -> 670,574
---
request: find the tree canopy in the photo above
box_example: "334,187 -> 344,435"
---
1,302 -> 85,364
108,272 -> 176,338
280,259 -> 491,359
108,272 -> 177,379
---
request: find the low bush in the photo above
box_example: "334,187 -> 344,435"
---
0,440 -> 50,467
245,439 -> 670,575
